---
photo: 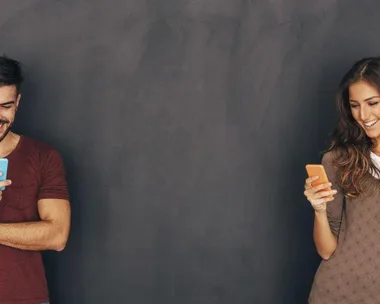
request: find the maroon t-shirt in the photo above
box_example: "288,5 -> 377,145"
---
0,135 -> 69,304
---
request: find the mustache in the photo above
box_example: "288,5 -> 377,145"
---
0,119 -> 9,124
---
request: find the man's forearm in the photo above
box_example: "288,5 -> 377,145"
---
0,220 -> 65,251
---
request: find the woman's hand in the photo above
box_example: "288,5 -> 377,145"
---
304,176 -> 337,213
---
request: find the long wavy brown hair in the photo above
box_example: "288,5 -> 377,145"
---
326,56 -> 380,198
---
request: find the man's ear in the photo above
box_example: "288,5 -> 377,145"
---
16,93 -> 21,109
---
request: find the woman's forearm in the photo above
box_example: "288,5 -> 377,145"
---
313,211 -> 337,260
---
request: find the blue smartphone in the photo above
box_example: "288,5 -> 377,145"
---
0,158 -> 9,190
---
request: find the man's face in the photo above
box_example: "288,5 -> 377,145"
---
0,85 -> 20,142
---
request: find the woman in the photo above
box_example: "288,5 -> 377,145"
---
305,56 -> 380,303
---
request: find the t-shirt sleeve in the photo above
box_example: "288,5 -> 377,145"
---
37,148 -> 70,201
322,152 -> 344,237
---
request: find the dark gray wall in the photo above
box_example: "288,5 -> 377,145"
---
0,0 -> 378,303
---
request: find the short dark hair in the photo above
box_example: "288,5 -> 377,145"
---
0,55 -> 23,94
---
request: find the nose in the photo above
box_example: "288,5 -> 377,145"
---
360,106 -> 371,121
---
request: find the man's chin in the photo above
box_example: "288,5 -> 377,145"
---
0,127 -> 12,143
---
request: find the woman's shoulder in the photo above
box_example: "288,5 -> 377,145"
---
321,150 -> 335,166
321,149 -> 343,173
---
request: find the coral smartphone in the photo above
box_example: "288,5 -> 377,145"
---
0,158 -> 9,190
305,164 -> 332,198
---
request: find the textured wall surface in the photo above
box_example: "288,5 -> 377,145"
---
0,0 -> 378,303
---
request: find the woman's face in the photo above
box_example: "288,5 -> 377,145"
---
349,80 -> 380,141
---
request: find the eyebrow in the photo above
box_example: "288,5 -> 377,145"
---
0,101 -> 15,106
349,96 -> 380,102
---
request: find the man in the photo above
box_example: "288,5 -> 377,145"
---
0,55 -> 71,304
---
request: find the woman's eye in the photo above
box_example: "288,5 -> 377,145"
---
369,102 -> 379,106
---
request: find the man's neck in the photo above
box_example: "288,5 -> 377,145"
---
0,132 -> 20,158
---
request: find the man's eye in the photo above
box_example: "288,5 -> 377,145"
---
1,106 -> 11,109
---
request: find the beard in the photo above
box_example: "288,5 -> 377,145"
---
0,121 -> 13,143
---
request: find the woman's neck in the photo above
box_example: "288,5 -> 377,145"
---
372,139 -> 380,155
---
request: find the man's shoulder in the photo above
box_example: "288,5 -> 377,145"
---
20,135 -> 61,158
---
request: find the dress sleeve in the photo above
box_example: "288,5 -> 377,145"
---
37,148 -> 70,201
322,152 -> 344,237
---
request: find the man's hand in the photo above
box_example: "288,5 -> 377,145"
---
0,176 -> 12,200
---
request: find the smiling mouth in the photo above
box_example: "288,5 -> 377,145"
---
364,120 -> 378,128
